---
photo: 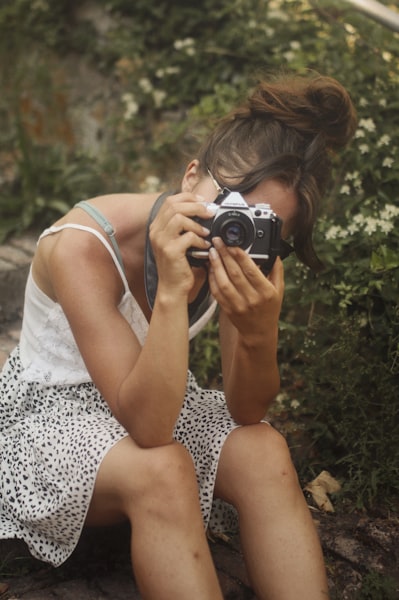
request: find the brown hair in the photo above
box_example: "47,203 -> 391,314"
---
197,72 -> 357,271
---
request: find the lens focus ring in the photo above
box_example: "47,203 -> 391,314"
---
212,210 -> 255,249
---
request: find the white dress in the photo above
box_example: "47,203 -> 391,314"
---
0,224 -> 240,567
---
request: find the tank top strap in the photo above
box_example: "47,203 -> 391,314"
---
74,200 -> 125,273
39,224 -> 130,294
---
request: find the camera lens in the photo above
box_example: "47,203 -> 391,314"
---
213,211 -> 255,249
222,220 -> 246,246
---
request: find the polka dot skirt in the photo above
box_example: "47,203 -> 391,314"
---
1,346 -> 240,567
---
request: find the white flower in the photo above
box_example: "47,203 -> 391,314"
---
359,97 -> 368,107
290,40 -> 301,50
379,220 -> 394,233
380,204 -> 399,219
359,144 -> 370,154
283,51 -> 295,62
340,184 -> 351,195
358,118 -> 376,132
290,399 -> 300,410
347,223 -> 360,235
345,171 -> 360,181
344,23 -> 356,34
275,392 -> 289,405
353,179 -> 362,190
174,38 -> 195,51
326,225 -> 345,240
364,218 -> 378,235
353,213 -> 366,225
344,172 -> 362,190
355,129 -> 365,139
156,66 -> 181,78
138,78 -> 153,93
382,51 -> 393,62
382,157 -> 394,168
379,98 -> 387,107
141,175 -> 161,192
122,93 -> 139,120
153,89 -> 166,108
377,134 -> 390,148
339,228 -> 348,238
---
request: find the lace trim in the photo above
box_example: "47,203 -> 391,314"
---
20,292 -> 149,385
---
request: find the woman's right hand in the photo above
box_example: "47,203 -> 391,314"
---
149,192 -> 213,299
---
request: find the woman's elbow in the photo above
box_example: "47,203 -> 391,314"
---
228,387 -> 280,425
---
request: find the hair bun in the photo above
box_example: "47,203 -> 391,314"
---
246,73 -> 357,151
305,76 -> 357,149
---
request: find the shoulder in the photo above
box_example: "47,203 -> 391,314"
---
33,194 -> 154,298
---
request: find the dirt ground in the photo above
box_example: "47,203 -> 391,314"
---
0,508 -> 398,599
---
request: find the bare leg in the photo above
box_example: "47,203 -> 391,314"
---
214,424 -> 329,600
86,437 -> 223,600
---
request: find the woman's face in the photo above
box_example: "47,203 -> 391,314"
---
241,178 -> 298,240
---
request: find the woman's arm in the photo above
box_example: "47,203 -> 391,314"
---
48,194 -> 213,448
208,238 -> 284,423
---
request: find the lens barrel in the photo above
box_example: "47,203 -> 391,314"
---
213,210 -> 255,249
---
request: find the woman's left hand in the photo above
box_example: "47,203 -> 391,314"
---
208,237 -> 284,337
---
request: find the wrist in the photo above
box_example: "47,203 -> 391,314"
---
155,282 -> 190,307
238,325 -> 279,352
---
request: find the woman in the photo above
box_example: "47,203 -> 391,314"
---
0,72 -> 356,599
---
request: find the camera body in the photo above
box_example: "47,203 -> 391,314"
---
187,190 -> 282,274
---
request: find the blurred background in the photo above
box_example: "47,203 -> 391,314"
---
0,0 -> 398,518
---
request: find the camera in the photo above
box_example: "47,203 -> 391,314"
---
187,189 -> 283,274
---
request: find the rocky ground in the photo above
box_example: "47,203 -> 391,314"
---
0,510 -> 397,599
1,235 -> 398,599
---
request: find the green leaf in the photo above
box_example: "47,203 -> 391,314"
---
371,246 -> 399,272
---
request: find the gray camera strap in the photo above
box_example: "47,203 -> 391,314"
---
144,193 -> 214,328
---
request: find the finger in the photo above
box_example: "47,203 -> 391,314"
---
208,246 -> 252,311
212,237 -> 265,290
160,193 -> 218,221
151,210 -> 210,244
153,227 -> 212,265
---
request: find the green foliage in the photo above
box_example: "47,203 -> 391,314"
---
276,11 -> 399,508
355,570 -> 398,600
0,551 -> 35,578
286,318 -> 399,510
0,0 -> 398,510
189,315 -> 221,388
0,116 -> 106,241
0,0 -> 96,53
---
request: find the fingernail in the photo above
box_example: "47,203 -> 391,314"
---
209,247 -> 218,259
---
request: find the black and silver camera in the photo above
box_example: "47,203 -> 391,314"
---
187,189 -> 283,274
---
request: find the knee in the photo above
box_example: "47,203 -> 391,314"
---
125,442 -> 199,522
144,441 -> 197,499
218,424 -> 300,502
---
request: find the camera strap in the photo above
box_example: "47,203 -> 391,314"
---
144,193 -> 215,328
